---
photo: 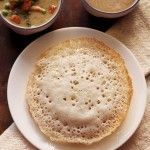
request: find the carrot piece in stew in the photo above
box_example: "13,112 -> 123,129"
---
49,5 -> 57,14
10,15 -> 21,24
22,0 -> 32,11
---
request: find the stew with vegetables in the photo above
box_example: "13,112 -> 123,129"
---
0,0 -> 59,27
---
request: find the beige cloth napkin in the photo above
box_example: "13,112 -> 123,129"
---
0,0 -> 150,149
107,0 -> 150,76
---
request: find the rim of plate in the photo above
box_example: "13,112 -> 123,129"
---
7,27 -> 147,150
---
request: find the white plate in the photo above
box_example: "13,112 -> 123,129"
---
7,27 -> 147,150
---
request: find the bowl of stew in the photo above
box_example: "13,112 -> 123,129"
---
81,0 -> 140,18
0,0 -> 62,35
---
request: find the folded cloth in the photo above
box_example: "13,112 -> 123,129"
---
0,124 -> 36,150
107,0 -> 150,76
0,0 -> 150,149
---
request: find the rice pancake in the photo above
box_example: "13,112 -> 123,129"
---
26,38 -> 132,144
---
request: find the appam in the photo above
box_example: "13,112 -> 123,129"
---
7,27 -> 147,150
26,37 -> 132,144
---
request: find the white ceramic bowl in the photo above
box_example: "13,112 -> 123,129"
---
0,0 -> 63,35
7,27 -> 147,150
81,0 -> 140,18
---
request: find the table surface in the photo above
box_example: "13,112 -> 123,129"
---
0,0 -> 118,134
